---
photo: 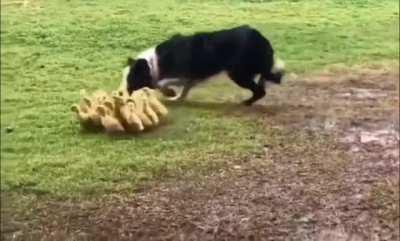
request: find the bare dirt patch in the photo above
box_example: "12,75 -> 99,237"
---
2,68 -> 399,241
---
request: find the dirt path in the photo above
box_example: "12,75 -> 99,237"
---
3,68 -> 399,241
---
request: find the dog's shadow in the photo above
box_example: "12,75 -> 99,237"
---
166,100 -> 235,111
77,100 -> 305,140
165,99 -> 289,117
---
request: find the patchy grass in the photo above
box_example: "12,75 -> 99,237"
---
1,0 -> 399,199
3,66 -> 399,241
369,178 -> 400,224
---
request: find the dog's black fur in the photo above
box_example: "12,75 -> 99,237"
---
126,25 -> 284,105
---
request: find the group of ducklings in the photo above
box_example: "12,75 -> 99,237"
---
71,87 -> 168,134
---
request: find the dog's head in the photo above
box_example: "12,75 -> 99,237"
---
124,57 -> 154,94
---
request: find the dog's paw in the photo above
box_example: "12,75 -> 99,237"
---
166,95 -> 180,101
166,94 -> 186,102
242,99 -> 254,106
160,87 -> 176,97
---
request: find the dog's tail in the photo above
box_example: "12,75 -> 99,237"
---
262,56 -> 285,84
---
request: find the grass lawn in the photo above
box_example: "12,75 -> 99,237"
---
1,0 -> 398,199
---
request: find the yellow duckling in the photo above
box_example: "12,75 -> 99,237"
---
81,97 -> 102,127
96,105 -> 125,134
142,98 -> 159,125
141,87 -> 168,117
130,93 -> 153,128
112,95 -> 124,114
119,99 -> 144,132
111,90 -> 130,113
103,100 -> 119,118
112,92 -> 133,123
92,90 -> 112,105
112,89 -> 129,103
103,100 -> 115,111
71,104 -> 92,128
77,89 -> 90,113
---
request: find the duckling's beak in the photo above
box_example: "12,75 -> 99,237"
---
71,105 -> 79,113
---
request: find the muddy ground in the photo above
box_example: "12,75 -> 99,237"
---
2,68 -> 399,241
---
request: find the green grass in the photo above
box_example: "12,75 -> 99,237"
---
1,0 -> 398,198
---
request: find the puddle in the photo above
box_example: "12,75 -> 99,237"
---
337,88 -> 388,99
341,128 -> 399,146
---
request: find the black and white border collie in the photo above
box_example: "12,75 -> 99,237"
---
121,25 -> 285,105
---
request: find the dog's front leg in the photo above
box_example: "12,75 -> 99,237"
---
153,78 -> 180,97
156,78 -> 190,100
169,81 -> 196,101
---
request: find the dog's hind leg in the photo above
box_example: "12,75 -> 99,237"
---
262,57 -> 285,84
228,71 -> 265,106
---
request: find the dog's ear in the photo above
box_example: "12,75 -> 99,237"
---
127,59 -> 152,94
127,57 -> 136,66
170,33 -> 183,40
132,59 -> 150,74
